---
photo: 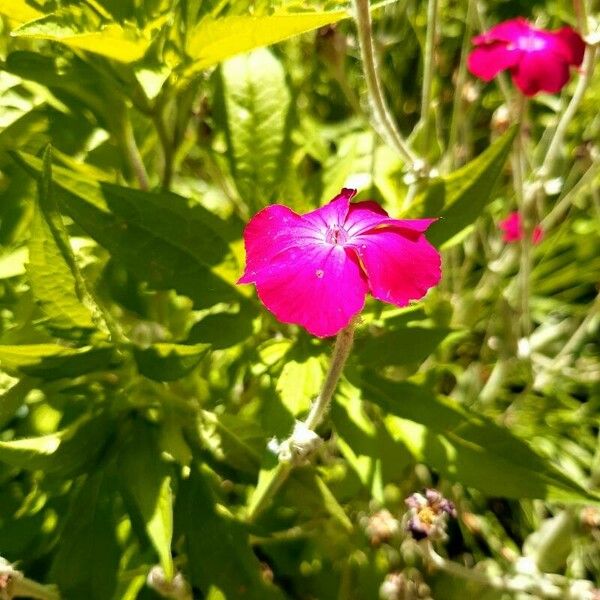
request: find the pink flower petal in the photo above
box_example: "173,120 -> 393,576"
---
477,17 -> 532,43
468,42 -> 521,81
511,50 -> 570,95
499,211 -> 522,242
532,225 -> 544,245
303,188 -> 355,231
554,27 -> 586,66
344,201 -> 390,236
253,244 -> 367,337
238,205 -> 322,284
348,230 -> 441,308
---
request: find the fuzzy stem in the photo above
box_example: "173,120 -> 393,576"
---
539,43 -> 597,180
352,0 -> 421,170
247,321 -> 356,522
420,0 -> 439,142
305,321 -> 356,430
153,111 -> 175,191
120,111 -> 150,191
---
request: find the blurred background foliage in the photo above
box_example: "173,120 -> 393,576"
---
0,0 -> 599,598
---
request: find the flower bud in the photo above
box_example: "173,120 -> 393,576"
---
147,566 -> 192,600
404,489 -> 456,541
361,509 -> 400,547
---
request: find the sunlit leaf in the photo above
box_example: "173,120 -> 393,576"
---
218,48 -> 292,212
13,17 -> 150,63
186,10 -> 348,72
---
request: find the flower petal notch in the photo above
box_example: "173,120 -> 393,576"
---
238,189 -> 442,337
499,211 -> 544,245
468,18 -> 585,96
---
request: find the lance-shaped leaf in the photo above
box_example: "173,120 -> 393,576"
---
13,152 -> 251,311
360,373 -> 600,504
218,48 -> 292,212
409,126 -> 517,248
0,412 -> 113,477
51,473 -> 120,600
0,0 -> 42,24
133,342 -> 209,382
0,344 -> 117,379
27,147 -> 97,339
118,420 -> 174,579
12,16 -> 150,63
186,10 -> 347,73
178,463 -> 285,600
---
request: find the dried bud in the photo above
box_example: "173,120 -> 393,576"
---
362,509 -> 400,547
316,25 -> 347,72
147,566 -> 192,600
491,104 -> 511,135
405,489 -> 456,541
379,570 -> 432,600
581,507 -> 600,531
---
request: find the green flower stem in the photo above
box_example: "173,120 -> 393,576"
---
446,0 -> 475,170
305,321 -> 356,430
152,110 -> 175,191
539,45 -> 597,180
247,321 -> 356,522
120,110 -> 150,191
420,0 -> 439,143
352,0 -> 421,171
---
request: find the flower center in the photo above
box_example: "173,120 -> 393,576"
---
515,33 -> 547,52
325,225 -> 349,245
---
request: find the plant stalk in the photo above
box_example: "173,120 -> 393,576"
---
247,321 -> 356,522
420,0 -> 439,144
352,0 -> 421,170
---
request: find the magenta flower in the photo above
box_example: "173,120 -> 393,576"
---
468,18 -> 585,96
499,211 -> 544,245
238,189 -> 441,337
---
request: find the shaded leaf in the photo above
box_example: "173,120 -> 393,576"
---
50,473 -> 120,600
411,127 -> 517,248
13,152 -> 251,310
355,325 -> 453,367
0,344 -> 117,379
188,312 -> 254,349
133,343 -> 209,382
27,147 -> 97,338
118,420 -> 173,579
178,463 -> 285,600
0,412 -> 113,477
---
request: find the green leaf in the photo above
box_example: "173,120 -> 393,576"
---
186,10 -> 348,73
178,463 -> 285,600
331,380 -> 412,503
27,147 -> 97,339
13,152 -> 251,310
410,126 -> 517,248
0,246 -> 28,279
133,342 -> 209,382
0,344 -> 117,379
50,473 -> 120,600
218,48 -> 292,212
360,373 -> 600,504
0,0 -> 42,24
200,410 -> 263,476
355,325 -> 453,367
276,352 -> 324,417
0,377 -> 35,429
118,420 -> 174,579
12,17 -> 150,63
188,311 -> 254,349
0,412 -> 113,477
